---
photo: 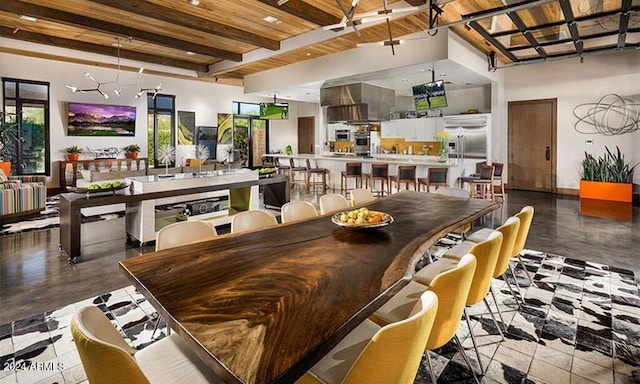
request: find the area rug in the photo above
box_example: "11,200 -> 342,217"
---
1,251 -> 638,384
0,195 -> 125,236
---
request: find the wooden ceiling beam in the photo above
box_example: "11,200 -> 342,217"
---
0,27 -> 208,72
85,0 -> 279,51
405,0 -> 427,5
0,0 -> 242,61
256,0 -> 342,26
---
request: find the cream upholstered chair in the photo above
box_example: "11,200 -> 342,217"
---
231,209 -> 278,233
467,217 -> 522,310
281,201 -> 318,223
436,187 -> 472,239
298,291 -> 438,384
350,188 -> 375,207
319,193 -> 349,215
418,232 -> 504,373
71,306 -> 222,384
155,220 -> 218,251
372,255 -> 479,384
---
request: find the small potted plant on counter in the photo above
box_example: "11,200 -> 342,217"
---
64,145 -> 83,161
123,144 -> 141,159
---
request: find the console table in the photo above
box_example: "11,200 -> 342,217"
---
59,173 -> 290,263
59,158 -> 149,191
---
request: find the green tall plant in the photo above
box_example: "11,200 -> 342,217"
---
580,146 -> 638,183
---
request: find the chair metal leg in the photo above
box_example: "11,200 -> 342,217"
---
463,308 -> 484,373
517,253 -> 536,287
501,274 -> 523,309
425,351 -> 438,384
489,286 -> 506,326
453,335 -> 481,384
508,262 -> 525,299
483,298 -> 505,341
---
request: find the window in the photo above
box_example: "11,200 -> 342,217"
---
147,94 -> 175,167
2,78 -> 50,175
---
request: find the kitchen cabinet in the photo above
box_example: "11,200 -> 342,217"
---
393,118 -> 441,141
381,120 -> 402,138
327,123 -> 348,141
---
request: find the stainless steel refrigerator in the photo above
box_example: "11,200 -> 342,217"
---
443,114 -> 491,162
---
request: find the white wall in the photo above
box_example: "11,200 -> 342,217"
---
504,50 -> 640,190
0,50 -> 303,187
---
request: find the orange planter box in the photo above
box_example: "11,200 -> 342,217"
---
579,180 -> 632,203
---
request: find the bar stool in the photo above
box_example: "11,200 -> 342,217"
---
492,162 -> 505,200
364,163 -> 390,197
305,158 -> 328,192
340,162 -> 362,196
289,158 -> 307,189
418,167 -> 448,192
274,157 -> 290,177
470,164 -> 495,200
391,165 -> 417,193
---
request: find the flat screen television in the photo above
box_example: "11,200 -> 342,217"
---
412,80 -> 447,111
259,102 -> 289,120
67,102 -> 136,136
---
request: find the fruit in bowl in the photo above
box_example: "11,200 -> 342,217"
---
338,208 -> 385,225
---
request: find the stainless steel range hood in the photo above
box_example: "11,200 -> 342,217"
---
321,83 -> 394,123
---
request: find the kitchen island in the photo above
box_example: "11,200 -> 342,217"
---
271,153 -> 484,189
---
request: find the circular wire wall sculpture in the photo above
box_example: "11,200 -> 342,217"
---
573,94 -> 640,136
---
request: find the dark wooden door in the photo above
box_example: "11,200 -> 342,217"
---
297,117 -> 315,154
508,99 -> 557,192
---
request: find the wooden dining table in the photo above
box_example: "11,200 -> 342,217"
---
119,191 -> 500,384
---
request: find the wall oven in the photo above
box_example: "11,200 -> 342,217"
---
354,131 -> 371,156
335,130 -> 351,142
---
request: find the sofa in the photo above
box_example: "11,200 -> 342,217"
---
0,175 -> 47,223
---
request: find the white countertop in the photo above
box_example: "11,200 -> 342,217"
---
268,153 -> 483,167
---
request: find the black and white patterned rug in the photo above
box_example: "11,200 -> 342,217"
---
0,195 -> 124,236
1,250 -> 639,384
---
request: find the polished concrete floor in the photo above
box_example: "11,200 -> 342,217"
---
1,189 -> 638,325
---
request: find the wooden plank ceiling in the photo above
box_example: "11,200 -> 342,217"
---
0,0 -> 637,85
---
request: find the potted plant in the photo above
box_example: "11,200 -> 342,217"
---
0,111 -> 20,175
579,146 -> 638,202
64,145 -> 83,161
123,144 -> 141,159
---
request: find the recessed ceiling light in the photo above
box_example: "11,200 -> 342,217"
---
263,16 -> 280,23
188,0 -> 200,6
465,82 -> 473,85
306,52 -> 311,56
419,69 -> 426,72
20,15 -> 38,22
401,78 -> 409,82
186,51 -> 196,55
439,73 -> 447,77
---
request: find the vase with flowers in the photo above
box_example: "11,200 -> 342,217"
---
436,131 -> 451,162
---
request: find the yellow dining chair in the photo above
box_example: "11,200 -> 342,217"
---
155,220 -> 218,251
467,216 -> 522,311
298,291 -> 438,384
371,254 -> 479,384
350,188 -> 375,207
231,209 -> 278,233
512,206 -> 536,289
71,306 -> 222,384
319,193 -> 350,215
429,232 -> 504,373
281,201 -> 318,223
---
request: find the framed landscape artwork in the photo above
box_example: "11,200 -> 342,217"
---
67,102 -> 136,136
178,111 -> 196,145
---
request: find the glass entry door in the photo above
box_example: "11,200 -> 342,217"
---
233,116 -> 268,168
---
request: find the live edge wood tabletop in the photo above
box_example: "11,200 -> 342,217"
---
119,191 -> 500,384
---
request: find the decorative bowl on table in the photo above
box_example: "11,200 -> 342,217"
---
331,208 -> 394,230
68,181 -> 131,195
